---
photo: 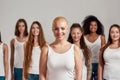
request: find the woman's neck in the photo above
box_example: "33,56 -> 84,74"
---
34,36 -> 39,46
74,40 -> 80,48
54,39 -> 68,46
112,40 -> 119,47
19,34 -> 24,38
89,32 -> 98,36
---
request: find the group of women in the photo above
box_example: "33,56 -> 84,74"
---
0,15 -> 120,80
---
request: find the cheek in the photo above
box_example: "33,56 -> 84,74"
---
31,29 -> 34,34
79,34 -> 82,38
71,34 -> 75,38
52,30 -> 58,36
117,33 -> 120,38
63,30 -> 68,34
110,33 -> 114,38
22,27 -> 25,30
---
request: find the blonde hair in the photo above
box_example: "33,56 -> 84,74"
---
52,16 -> 68,28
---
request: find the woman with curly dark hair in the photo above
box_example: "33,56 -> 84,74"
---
82,15 -> 106,80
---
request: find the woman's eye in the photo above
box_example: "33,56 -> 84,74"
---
54,28 -> 58,30
61,27 -> 65,30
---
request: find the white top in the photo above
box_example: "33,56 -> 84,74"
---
47,44 -> 75,80
0,43 -> 5,76
14,38 -> 25,68
81,49 -> 87,80
84,36 -> 101,63
103,47 -> 120,80
29,46 -> 41,74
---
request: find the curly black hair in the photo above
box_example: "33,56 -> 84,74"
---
82,15 -> 104,35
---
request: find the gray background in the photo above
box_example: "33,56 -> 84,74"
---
0,0 -> 120,78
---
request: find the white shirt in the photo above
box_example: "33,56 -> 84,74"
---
14,38 -> 25,68
84,36 -> 101,63
81,49 -> 87,80
103,47 -> 120,80
29,46 -> 41,74
47,44 -> 75,80
0,43 -> 5,76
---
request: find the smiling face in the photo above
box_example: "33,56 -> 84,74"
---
52,17 -> 68,41
71,27 -> 82,42
31,23 -> 40,36
89,21 -> 98,33
110,26 -> 120,42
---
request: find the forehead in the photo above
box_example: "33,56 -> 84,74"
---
90,21 -> 97,24
111,26 -> 119,31
32,23 -> 39,28
72,27 -> 81,31
53,20 -> 68,28
18,22 -> 25,25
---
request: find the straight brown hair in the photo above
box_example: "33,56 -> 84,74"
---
23,21 -> 46,78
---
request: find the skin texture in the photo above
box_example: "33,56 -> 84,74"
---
98,26 -> 120,80
71,27 -> 92,80
40,17 -> 82,80
2,43 -> 9,80
10,21 -> 28,80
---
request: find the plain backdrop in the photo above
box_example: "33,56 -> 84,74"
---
0,0 -> 120,79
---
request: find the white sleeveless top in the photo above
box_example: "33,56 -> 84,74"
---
14,38 -> 25,68
81,49 -> 87,80
0,43 -> 5,76
29,46 -> 41,74
47,44 -> 75,80
84,36 -> 101,63
103,47 -> 120,80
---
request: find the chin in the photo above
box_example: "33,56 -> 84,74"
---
74,40 -> 79,42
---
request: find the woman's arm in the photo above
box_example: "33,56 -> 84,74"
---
10,39 -> 15,80
74,45 -> 82,80
87,58 -> 92,80
3,43 -> 9,80
40,45 -> 48,80
87,47 -> 92,80
22,43 -> 27,80
101,35 -> 106,47
98,51 -> 104,80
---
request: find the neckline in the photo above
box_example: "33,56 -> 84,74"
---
15,38 -> 25,43
108,46 -> 120,50
49,44 -> 73,55
33,46 -> 40,48
85,36 -> 100,44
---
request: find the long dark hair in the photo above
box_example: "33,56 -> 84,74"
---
82,15 -> 104,35
101,24 -> 120,64
23,21 -> 46,78
0,32 -> 2,42
68,23 -> 91,67
15,18 -> 28,37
